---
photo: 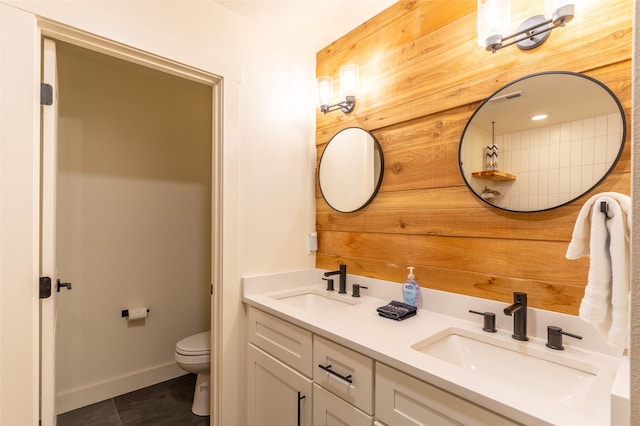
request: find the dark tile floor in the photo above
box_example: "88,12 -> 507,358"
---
57,374 -> 210,426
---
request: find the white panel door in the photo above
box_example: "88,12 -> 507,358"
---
40,37 -> 59,426
247,343 -> 312,426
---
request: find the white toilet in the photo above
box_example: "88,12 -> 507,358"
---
175,331 -> 211,416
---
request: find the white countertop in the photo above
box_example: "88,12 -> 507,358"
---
243,269 -> 628,426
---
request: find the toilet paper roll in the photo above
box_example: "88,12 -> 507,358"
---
128,307 -> 148,321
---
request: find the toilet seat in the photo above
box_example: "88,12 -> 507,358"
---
175,352 -> 209,366
176,331 -> 210,356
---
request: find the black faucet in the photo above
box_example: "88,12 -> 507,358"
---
503,292 -> 528,341
324,264 -> 347,294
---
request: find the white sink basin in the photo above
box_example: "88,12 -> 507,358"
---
272,288 -> 359,313
411,327 -> 601,406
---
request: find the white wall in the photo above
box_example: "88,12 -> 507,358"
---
0,6 -> 41,424
237,25 -> 317,275
55,42 -> 212,412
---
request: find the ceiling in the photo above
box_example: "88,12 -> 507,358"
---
473,73 -> 621,134
217,0 -> 397,51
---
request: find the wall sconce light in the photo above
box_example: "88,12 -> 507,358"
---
478,0 -> 575,53
317,64 -> 359,114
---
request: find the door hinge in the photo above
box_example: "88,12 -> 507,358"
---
39,276 -> 52,299
40,83 -> 53,106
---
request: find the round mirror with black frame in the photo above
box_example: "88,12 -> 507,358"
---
459,71 -> 626,213
318,127 -> 384,213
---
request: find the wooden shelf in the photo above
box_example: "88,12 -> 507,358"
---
471,170 -> 516,182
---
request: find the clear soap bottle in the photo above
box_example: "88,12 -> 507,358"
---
402,266 -> 421,308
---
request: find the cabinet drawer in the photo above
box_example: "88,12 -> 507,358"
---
247,307 -> 313,377
313,335 -> 374,415
313,384 -> 373,426
375,363 -> 522,426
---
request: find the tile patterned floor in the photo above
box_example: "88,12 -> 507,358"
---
57,374 -> 210,426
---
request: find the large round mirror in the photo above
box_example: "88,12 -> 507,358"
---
459,71 -> 625,212
319,127 -> 384,212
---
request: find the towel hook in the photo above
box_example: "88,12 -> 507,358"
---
600,201 -> 609,215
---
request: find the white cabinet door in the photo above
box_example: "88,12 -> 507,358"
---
247,343 -> 313,426
375,363 -> 521,426
313,384 -> 373,426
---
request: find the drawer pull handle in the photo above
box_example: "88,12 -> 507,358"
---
318,364 -> 353,383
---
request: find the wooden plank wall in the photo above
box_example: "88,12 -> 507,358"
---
315,0 -> 632,315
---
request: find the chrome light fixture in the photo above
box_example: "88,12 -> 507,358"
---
478,0 -> 575,53
317,64 -> 359,114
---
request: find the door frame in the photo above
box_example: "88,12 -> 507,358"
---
37,19 -> 224,425
40,37 -> 58,426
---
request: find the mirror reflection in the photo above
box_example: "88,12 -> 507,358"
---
459,71 -> 626,212
319,127 -> 384,213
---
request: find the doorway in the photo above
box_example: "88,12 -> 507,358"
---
42,37 -> 219,420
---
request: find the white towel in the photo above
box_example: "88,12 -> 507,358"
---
566,192 -> 631,350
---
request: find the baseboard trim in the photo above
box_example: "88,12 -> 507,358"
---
56,362 -> 185,414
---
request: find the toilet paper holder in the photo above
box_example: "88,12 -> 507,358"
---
121,308 -> 150,318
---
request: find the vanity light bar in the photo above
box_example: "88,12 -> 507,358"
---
317,64 -> 359,115
479,1 -> 575,53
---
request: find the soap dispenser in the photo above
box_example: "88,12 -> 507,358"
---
402,266 -> 421,308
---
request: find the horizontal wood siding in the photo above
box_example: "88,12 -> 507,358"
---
315,0 -> 632,314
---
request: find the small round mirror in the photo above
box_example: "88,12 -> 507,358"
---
459,71 -> 626,212
318,127 -> 384,213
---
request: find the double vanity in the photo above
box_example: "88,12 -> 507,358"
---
243,269 -> 628,426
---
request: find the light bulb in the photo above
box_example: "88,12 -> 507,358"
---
477,0 -> 511,49
317,76 -> 333,109
339,64 -> 359,99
